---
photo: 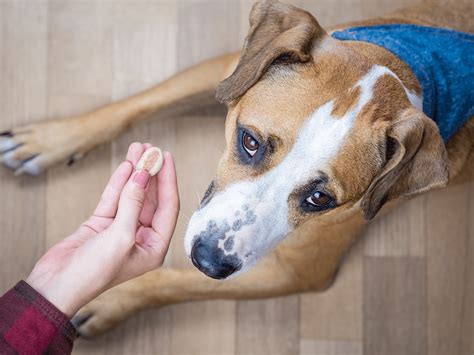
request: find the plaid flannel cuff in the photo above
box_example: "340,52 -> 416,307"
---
0,280 -> 76,354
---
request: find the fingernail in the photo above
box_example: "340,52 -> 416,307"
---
133,170 -> 150,188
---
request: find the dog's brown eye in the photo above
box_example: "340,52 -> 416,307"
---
242,132 -> 259,157
306,191 -> 331,207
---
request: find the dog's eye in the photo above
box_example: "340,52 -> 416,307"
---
237,126 -> 267,165
305,191 -> 332,207
242,132 -> 259,157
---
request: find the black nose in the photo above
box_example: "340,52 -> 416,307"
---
191,240 -> 241,279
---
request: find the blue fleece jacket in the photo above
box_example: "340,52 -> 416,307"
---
332,24 -> 474,142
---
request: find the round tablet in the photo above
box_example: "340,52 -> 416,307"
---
136,147 -> 164,176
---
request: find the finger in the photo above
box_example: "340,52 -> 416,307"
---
126,142 -> 145,167
114,169 -> 151,236
93,161 -> 133,217
152,152 -> 180,240
140,174 -> 158,227
93,142 -> 143,218
138,143 -> 157,226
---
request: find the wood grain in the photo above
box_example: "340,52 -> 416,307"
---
0,1 -> 472,355
300,340 -> 362,355
364,196 -> 425,257
363,256 -> 426,355
426,180 -> 473,355
461,182 -> 474,355
236,296 -> 300,355
300,239 -> 363,341
0,0 -> 48,292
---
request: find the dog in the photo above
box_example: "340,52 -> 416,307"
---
0,0 -> 472,337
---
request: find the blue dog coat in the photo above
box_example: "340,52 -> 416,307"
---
332,24 -> 474,142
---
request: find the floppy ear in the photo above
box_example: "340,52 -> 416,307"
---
361,107 -> 449,220
216,0 -> 324,104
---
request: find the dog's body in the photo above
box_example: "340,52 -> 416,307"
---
1,0 -> 473,337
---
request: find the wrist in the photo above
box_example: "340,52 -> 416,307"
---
25,274 -> 83,318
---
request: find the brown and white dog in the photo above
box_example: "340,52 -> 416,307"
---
1,0 -> 473,337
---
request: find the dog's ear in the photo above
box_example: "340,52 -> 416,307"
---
361,107 -> 449,220
216,0 -> 324,104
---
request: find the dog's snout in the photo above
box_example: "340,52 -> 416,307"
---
191,240 -> 241,279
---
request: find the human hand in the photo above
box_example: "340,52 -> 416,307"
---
26,142 -> 179,317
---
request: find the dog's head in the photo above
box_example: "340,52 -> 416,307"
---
184,0 -> 448,279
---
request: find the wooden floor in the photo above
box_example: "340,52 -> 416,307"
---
0,1 -> 473,354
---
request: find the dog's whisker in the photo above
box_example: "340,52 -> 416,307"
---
189,185 -> 203,207
179,211 -> 192,224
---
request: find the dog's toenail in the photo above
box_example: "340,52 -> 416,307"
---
0,131 -> 13,137
67,153 -> 85,167
71,314 -> 92,329
0,140 -> 22,154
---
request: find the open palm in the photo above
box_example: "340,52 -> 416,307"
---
27,142 -> 179,316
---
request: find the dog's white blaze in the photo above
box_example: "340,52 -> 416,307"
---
184,65 -> 404,274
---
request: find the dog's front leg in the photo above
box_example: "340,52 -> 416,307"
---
0,53 -> 239,175
73,215 -> 363,337
72,247 -> 330,338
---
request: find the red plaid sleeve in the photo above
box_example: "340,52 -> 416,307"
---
0,280 -> 76,354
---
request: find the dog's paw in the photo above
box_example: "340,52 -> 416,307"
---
0,118 -> 89,176
72,288 -> 139,338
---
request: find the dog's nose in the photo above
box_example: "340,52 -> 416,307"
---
191,240 -> 241,279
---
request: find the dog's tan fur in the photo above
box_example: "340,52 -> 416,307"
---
2,0 -> 472,336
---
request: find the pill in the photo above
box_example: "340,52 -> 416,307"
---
136,147 -> 164,176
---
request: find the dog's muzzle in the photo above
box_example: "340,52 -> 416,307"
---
191,239 -> 242,279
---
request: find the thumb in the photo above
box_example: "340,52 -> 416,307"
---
114,170 -> 150,234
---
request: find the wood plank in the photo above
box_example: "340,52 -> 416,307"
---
176,0 -> 241,69
0,0 -> 48,291
426,161 -> 473,355
300,238 -> 363,341
240,0 -> 418,39
45,0 -> 114,247
74,309 -> 172,355
300,339 -> 362,355
364,256 -> 426,355
236,296 -> 300,355
461,173 -> 474,355
364,196 -> 425,257
169,301 -> 236,355
298,0 -> 417,27
460,170 -> 474,355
